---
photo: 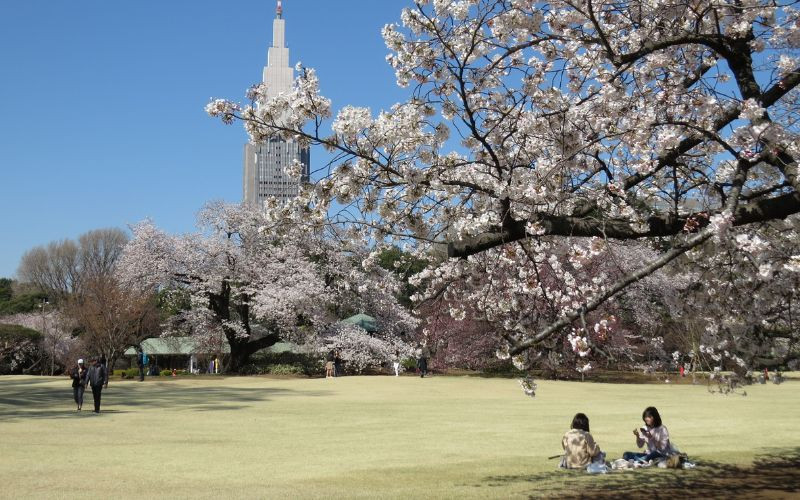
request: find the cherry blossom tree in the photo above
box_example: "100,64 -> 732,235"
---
118,203 -> 416,372
310,322 -> 412,373
417,297 -> 500,371
208,0 -> 800,385
415,238 -> 679,376
0,324 -> 41,374
1,310 -> 75,374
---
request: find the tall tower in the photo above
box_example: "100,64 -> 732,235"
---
243,0 -> 310,206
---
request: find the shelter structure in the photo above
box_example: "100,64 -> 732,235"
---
125,338 -> 299,373
341,313 -> 378,333
125,337 -> 229,374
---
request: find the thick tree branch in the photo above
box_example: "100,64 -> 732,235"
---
449,191 -> 800,258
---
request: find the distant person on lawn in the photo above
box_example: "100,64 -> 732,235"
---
136,350 -> 146,381
87,357 -> 108,414
416,343 -> 430,378
623,406 -> 671,463
325,350 -> 335,378
99,354 -> 108,388
333,350 -> 342,377
392,350 -> 401,377
560,413 -> 604,469
69,359 -> 88,411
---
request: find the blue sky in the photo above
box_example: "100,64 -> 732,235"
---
0,0 -> 411,279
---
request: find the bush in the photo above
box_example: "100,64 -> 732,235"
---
0,291 -> 49,315
239,364 -> 265,375
118,368 -> 139,379
266,364 -> 304,376
0,323 -> 42,342
159,369 -> 189,376
401,357 -> 418,371
243,350 -> 323,376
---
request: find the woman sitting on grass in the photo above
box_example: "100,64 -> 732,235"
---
623,406 -> 671,463
561,413 -> 604,469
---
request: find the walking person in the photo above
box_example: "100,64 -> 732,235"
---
325,350 -> 335,378
69,359 -> 88,411
333,350 -> 342,377
417,343 -> 429,378
392,350 -> 401,377
99,354 -> 109,388
87,357 -> 107,414
136,350 -> 145,381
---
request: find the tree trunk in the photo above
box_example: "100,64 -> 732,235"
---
209,286 -> 282,373
225,333 -> 282,373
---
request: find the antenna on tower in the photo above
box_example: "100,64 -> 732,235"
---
276,0 -> 283,19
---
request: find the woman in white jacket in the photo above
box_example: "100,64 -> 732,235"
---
623,406 -> 671,463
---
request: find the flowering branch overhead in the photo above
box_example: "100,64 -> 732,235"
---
207,0 -> 800,380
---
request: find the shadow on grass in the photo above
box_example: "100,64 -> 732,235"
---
481,448 -> 800,499
0,377 -> 329,421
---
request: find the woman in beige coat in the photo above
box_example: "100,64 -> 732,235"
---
561,413 -> 604,469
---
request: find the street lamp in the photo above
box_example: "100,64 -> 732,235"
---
39,299 -> 52,376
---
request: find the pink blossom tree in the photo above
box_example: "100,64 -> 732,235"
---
118,203 -> 416,372
0,324 -> 41,374
415,239 -> 676,376
416,297 -> 500,372
1,310 -> 75,374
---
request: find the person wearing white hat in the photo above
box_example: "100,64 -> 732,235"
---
69,359 -> 88,411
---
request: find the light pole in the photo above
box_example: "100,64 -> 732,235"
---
39,299 -> 52,376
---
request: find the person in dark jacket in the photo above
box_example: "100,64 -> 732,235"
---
417,344 -> 430,378
136,350 -> 145,381
87,357 -> 107,413
99,354 -> 108,388
333,350 -> 342,377
69,359 -> 88,411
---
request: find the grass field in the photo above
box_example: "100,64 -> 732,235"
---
1,374 -> 798,499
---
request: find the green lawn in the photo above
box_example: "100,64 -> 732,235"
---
0,374 -> 798,499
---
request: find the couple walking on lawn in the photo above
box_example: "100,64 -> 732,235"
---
69,357 -> 107,413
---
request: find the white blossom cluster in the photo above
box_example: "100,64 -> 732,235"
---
666,215 -> 800,373
311,322 -> 413,373
567,331 -> 591,358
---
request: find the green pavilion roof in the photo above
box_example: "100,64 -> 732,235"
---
341,313 -> 378,333
124,337 -> 229,356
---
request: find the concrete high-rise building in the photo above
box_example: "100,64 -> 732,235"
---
243,0 -> 310,206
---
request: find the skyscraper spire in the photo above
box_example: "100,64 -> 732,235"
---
263,0 -> 290,95
244,0 -> 310,207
